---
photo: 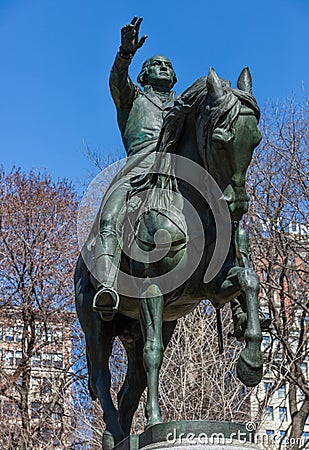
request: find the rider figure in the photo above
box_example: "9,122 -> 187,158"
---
91,17 -> 177,320
90,17 -> 270,338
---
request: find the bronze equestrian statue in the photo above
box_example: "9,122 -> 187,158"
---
75,17 -> 268,450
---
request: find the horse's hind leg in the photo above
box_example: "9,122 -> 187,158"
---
118,319 -> 177,435
139,283 -> 165,428
85,326 -> 125,446
117,335 -> 146,436
78,293 -> 124,445
75,256 -> 124,449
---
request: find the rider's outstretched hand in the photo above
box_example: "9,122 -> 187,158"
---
120,16 -> 147,57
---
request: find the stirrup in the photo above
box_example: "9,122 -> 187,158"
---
92,286 -> 119,321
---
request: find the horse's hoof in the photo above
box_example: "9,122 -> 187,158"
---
102,431 -> 115,450
237,351 -> 263,387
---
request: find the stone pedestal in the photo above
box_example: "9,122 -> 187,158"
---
113,421 -> 260,450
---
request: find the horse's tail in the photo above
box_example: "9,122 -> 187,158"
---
216,309 -> 224,354
74,254 -> 98,401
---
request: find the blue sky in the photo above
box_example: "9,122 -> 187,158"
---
1,0 -> 308,188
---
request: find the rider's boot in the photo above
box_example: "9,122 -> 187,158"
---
91,253 -> 120,321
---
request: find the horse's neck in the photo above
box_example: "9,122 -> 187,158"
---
176,112 -> 203,165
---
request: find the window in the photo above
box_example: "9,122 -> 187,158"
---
42,377 -> 52,394
52,404 -> 63,420
46,329 -> 52,343
54,330 -> 63,341
5,326 -> 14,342
31,401 -> 41,419
279,430 -> 287,444
32,354 -> 41,367
54,353 -> 63,369
15,351 -> 22,366
4,350 -> 14,366
302,432 -> 309,444
278,384 -> 286,398
15,325 -> 23,342
300,362 -> 307,377
3,400 -> 13,416
264,382 -> 272,392
266,430 -> 274,436
43,353 -> 52,367
262,336 -> 270,349
279,407 -> 287,421
265,406 -> 274,421
298,389 -> 305,401
0,324 -> 3,340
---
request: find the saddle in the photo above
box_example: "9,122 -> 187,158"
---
133,208 -> 187,250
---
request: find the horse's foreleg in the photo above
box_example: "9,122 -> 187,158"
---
139,283 -> 164,428
215,266 -> 263,387
236,268 -> 263,387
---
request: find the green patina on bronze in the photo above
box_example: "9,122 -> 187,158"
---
74,17 -> 269,450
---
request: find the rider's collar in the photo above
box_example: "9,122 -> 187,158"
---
143,85 -> 175,109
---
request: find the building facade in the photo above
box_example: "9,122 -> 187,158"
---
250,231 -> 309,448
0,309 -> 74,449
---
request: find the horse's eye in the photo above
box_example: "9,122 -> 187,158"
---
211,129 -> 226,149
212,138 -> 224,150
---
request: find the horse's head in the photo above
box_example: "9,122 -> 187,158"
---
198,67 -> 261,222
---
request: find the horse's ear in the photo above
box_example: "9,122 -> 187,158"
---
207,67 -> 224,100
237,67 -> 252,93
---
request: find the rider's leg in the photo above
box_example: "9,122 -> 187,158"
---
90,182 -> 130,320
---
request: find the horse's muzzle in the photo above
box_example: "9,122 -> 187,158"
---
222,184 -> 249,221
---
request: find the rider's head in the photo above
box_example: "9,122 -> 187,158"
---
137,55 -> 177,90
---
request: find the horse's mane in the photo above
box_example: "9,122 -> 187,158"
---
157,75 -> 260,158
128,75 -> 260,200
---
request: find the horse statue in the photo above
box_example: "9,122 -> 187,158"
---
75,67 -> 264,450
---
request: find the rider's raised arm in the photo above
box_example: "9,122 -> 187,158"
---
109,49 -> 136,110
109,17 -> 147,109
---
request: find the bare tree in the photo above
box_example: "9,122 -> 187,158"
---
0,168 -> 81,449
247,93 -> 309,449
157,303 -> 255,424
